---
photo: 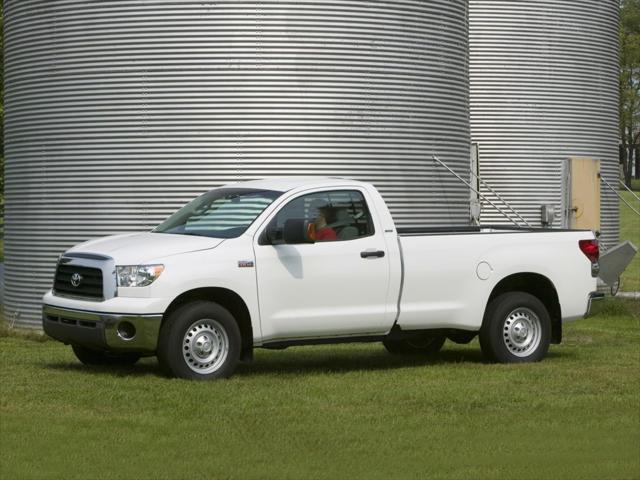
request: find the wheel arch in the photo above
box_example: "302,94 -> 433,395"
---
163,287 -> 254,361
485,272 -> 562,344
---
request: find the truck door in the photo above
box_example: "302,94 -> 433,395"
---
253,189 -> 391,342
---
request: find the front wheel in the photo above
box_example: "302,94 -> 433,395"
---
383,335 -> 446,355
157,301 -> 241,380
479,292 -> 551,363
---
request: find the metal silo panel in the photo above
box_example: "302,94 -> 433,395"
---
469,1 -> 619,247
4,0 -> 469,328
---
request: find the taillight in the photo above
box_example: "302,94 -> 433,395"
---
579,239 -> 599,263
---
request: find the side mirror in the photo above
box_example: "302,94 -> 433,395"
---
260,223 -> 280,245
283,219 -> 316,244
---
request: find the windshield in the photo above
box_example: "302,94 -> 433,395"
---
153,188 -> 282,239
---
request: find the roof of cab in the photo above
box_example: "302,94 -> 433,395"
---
221,176 -> 368,192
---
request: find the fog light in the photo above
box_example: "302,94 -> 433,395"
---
117,321 -> 136,341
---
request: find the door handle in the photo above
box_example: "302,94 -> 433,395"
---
360,250 -> 385,259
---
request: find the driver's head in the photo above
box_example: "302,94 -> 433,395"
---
309,199 -> 330,219
310,201 -> 336,226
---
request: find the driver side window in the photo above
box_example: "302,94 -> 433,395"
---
269,190 -> 374,243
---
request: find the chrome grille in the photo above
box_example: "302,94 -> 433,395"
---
53,264 -> 104,301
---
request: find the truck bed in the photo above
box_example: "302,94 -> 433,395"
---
396,225 -> 587,236
395,226 -> 596,331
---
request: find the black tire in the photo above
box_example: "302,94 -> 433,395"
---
479,292 -> 551,363
72,345 -> 140,366
157,301 -> 241,380
383,335 -> 446,355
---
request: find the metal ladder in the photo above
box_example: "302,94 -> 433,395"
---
431,154 -> 533,228
600,175 -> 640,218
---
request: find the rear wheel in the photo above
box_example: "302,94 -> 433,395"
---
157,301 -> 241,380
72,345 -> 140,366
383,335 -> 446,355
479,292 -> 551,363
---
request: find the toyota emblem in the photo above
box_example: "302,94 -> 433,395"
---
70,273 -> 83,287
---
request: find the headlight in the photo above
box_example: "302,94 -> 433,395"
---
116,265 -> 165,287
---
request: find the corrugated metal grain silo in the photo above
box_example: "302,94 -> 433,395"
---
469,1 -> 619,246
4,0 -> 470,328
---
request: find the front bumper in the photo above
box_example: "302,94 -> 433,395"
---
42,304 -> 162,353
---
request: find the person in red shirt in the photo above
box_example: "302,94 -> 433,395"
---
314,205 -> 337,242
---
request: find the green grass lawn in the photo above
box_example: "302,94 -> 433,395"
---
1,299 -> 638,480
620,190 -> 640,291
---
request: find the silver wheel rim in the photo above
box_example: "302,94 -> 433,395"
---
502,307 -> 541,357
182,319 -> 229,374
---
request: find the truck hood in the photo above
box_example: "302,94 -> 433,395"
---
66,232 -> 225,264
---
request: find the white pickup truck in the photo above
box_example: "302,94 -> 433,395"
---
43,178 -> 601,379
